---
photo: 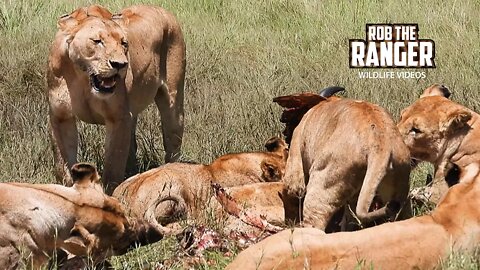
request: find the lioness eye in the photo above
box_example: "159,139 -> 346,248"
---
92,39 -> 102,45
121,40 -> 128,48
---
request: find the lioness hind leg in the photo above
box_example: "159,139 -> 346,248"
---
155,85 -> 184,163
389,169 -> 412,220
155,32 -> 186,163
376,168 -> 412,221
302,170 -> 349,230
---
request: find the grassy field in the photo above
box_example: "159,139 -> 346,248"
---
1,0 -> 479,268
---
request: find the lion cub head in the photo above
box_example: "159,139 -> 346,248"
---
57,5 -> 128,95
398,85 -> 472,163
71,163 -> 101,186
65,163 -> 163,259
261,137 -> 289,182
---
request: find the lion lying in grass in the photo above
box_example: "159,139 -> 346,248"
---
398,84 -> 479,203
0,163 -> 162,269
112,137 -> 288,234
276,94 -> 411,230
227,162 -> 480,270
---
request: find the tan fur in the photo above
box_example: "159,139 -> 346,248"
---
398,86 -> 479,203
112,137 -> 288,233
0,163 -> 162,269
283,98 -> 411,229
226,164 -> 480,270
47,5 -> 186,194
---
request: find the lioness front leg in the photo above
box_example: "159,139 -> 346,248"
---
103,116 -> 133,194
49,116 -> 78,186
48,80 -> 78,186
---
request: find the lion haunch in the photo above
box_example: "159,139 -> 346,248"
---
281,97 -> 411,230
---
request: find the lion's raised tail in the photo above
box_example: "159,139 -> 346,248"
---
355,150 -> 398,225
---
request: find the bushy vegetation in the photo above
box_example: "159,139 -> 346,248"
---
0,0 -> 479,268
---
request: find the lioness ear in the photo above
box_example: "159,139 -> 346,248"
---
63,236 -> 87,255
71,163 -> 100,187
420,84 -> 451,99
63,226 -> 88,255
441,109 -> 472,133
63,225 -> 97,255
261,161 -> 282,182
57,15 -> 78,38
265,137 -> 280,152
57,7 -> 86,33
265,137 -> 287,153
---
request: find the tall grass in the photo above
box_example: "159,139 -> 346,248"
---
0,0 -> 479,268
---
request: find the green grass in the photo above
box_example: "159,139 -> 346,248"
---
0,0 -> 479,268
440,249 -> 480,270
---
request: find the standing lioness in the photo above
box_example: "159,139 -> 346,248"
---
47,5 -> 186,193
282,97 -> 411,230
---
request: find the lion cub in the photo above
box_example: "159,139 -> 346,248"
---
113,137 -> 288,233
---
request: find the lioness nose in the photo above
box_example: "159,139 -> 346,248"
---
110,60 -> 128,70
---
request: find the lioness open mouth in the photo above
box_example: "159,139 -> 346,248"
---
90,74 -> 118,94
